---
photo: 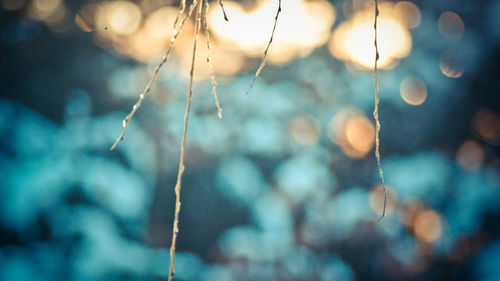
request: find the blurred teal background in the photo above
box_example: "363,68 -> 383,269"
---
1,0 -> 499,280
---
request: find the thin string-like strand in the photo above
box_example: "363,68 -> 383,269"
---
203,0 -> 222,118
218,0 -> 229,21
110,0 -> 198,151
167,1 -> 203,280
246,0 -> 281,94
373,0 -> 386,221
172,0 -> 187,28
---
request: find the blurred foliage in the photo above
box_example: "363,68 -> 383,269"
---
1,0 -> 500,280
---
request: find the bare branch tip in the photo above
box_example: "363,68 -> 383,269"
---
377,213 -> 385,222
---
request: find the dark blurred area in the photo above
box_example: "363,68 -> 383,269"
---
1,0 -> 499,280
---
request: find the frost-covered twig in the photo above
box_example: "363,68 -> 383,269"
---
373,0 -> 386,221
204,0 -> 222,118
246,0 -> 281,94
110,0 -> 198,151
167,0 -> 203,280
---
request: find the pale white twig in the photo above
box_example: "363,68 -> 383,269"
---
203,0 -> 222,118
373,0 -> 386,221
246,0 -> 281,94
110,0 -> 199,151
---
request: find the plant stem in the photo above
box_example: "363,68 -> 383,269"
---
167,0 -> 203,280
246,0 -> 281,94
373,0 -> 386,221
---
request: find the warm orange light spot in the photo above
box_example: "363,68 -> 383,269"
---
400,76 -> 427,106
345,116 -> 375,153
290,115 -> 321,145
95,1 -> 142,37
208,0 -> 336,65
329,2 -> 412,69
369,185 -> 397,216
414,210 -> 443,243
438,11 -> 464,40
174,31 -> 246,79
456,140 -> 485,171
403,202 -> 425,226
328,109 -> 375,158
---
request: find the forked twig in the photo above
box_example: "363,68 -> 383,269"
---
246,0 -> 281,94
373,0 -> 387,221
204,0 -> 222,118
167,0 -> 203,280
109,0 -> 198,151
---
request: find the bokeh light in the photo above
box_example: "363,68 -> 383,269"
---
3,0 -> 500,280
144,7 -> 177,40
400,75 -> 427,106
438,11 -> 464,40
328,109 -> 375,158
414,210 -> 443,243
95,1 -> 142,36
28,0 -> 67,27
439,50 -> 464,78
456,140 -> 485,171
208,0 -> 336,65
394,1 -> 421,29
472,109 -> 500,145
329,2 -> 412,69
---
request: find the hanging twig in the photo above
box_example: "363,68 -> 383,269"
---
218,0 -> 229,21
203,0 -> 222,118
172,0 -> 187,28
373,0 -> 386,221
110,0 -> 199,151
246,0 -> 281,94
167,0 -> 203,280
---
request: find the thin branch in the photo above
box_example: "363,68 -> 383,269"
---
110,0 -> 199,151
218,0 -> 229,21
172,0 -> 187,28
373,0 -> 386,222
167,0 -> 203,280
204,0 -> 222,118
246,0 -> 281,94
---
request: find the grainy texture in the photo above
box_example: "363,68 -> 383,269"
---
373,0 -> 387,221
246,0 -> 281,94
110,0 -> 198,151
204,0 -> 223,118
167,0 -> 203,280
